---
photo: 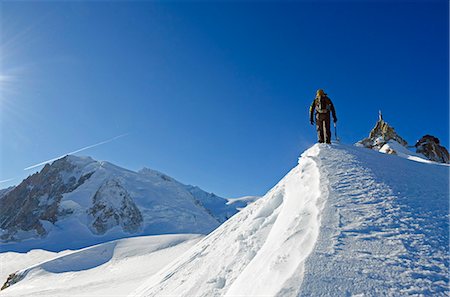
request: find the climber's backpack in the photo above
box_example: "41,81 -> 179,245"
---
316,96 -> 331,114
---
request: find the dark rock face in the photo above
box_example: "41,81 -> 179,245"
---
0,156 -> 93,241
1,272 -> 25,291
88,179 -> 143,235
0,187 -> 14,200
415,135 -> 449,164
358,112 -> 408,150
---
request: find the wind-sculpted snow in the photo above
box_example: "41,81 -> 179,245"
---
300,144 -> 449,296
130,145 -> 324,297
0,234 -> 202,296
131,144 -> 448,297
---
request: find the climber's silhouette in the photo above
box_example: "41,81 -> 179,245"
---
309,89 -> 337,144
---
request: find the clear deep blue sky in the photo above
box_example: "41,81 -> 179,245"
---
0,0 -> 448,197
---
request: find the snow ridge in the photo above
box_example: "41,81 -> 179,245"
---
130,144 -> 325,297
131,144 -> 448,297
300,144 -> 449,296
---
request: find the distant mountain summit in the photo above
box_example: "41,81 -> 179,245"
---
357,111 -> 449,164
0,155 -> 240,252
357,111 -> 408,150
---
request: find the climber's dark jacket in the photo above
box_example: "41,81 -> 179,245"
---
309,95 -> 337,144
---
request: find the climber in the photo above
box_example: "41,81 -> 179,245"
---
309,89 -> 337,144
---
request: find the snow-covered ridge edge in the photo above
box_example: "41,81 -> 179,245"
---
129,144 -> 328,297
1,234 -> 203,295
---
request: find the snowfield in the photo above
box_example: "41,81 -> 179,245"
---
1,143 -> 448,296
0,234 -> 202,296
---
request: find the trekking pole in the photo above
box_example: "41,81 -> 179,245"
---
334,122 -> 340,143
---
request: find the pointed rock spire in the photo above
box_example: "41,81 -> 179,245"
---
358,112 -> 408,149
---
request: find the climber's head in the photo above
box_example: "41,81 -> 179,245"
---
316,89 -> 326,97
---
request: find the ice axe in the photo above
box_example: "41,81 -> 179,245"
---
334,122 -> 340,143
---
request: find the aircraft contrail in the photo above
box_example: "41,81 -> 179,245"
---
0,178 -> 16,184
24,133 -> 129,171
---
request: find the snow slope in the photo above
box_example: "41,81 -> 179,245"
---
1,234 -> 202,297
300,144 -> 448,295
369,139 -> 433,164
226,195 -> 260,210
1,156 -> 237,252
130,145 -> 324,296
130,143 -> 449,296
0,249 -> 70,287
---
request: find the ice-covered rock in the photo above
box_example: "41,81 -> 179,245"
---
88,179 -> 143,235
415,135 -> 449,164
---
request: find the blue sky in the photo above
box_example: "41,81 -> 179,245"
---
0,0 -> 448,197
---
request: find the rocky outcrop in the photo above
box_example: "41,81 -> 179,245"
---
358,111 -> 408,150
1,272 -> 25,291
0,156 -> 94,241
0,187 -> 14,200
415,135 -> 449,164
88,179 -> 143,235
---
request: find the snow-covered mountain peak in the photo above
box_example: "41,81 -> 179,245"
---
64,154 -> 96,166
356,112 -> 449,164
0,155 -> 240,252
138,167 -> 175,182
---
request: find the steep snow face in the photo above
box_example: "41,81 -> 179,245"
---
0,234 -> 202,296
226,195 -> 260,210
131,145 -> 324,297
1,156 -> 237,252
131,144 -> 448,297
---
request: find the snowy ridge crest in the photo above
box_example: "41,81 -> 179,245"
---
130,144 -> 326,297
130,144 -> 448,296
